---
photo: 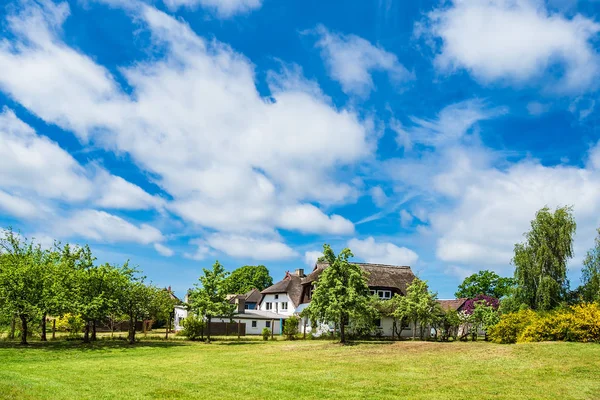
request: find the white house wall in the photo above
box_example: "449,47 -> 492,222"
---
212,316 -> 283,335
259,293 -> 296,316
173,306 -> 188,331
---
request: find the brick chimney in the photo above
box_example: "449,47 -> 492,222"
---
235,297 -> 246,313
295,268 -> 305,277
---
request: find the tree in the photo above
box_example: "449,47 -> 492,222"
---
120,275 -> 163,345
513,206 -> 576,311
581,228 -> 600,303
455,270 -> 515,299
283,316 -> 300,340
189,261 -> 235,342
0,229 -> 45,344
304,244 -> 373,344
223,265 -> 273,294
400,278 -> 438,340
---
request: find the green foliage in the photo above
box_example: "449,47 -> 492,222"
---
470,301 -> 500,338
581,228 -> 600,303
437,309 -> 461,341
513,206 -> 576,311
489,304 -> 600,344
283,316 -> 299,340
55,314 -> 84,336
392,277 -> 438,340
455,270 -> 515,299
304,244 -> 374,343
223,265 -> 273,294
262,327 -> 271,340
189,261 -> 236,342
181,315 -> 205,340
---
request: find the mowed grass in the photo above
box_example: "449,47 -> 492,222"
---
0,339 -> 599,400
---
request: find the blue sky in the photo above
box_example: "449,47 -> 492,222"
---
1,0 -> 600,299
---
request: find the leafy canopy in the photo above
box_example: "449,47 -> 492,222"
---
581,227 -> 600,303
455,270 -> 515,299
223,265 -> 273,294
513,206 -> 576,311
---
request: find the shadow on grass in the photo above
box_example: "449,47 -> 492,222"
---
0,338 -> 189,352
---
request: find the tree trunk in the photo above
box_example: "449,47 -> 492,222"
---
128,315 -> 136,344
206,316 -> 212,343
339,315 -> 346,344
9,315 -> 16,340
165,314 -> 170,340
20,314 -> 28,345
52,318 -> 56,340
83,321 -> 90,343
41,313 -> 47,341
392,320 -> 396,340
412,320 -> 417,340
91,320 -> 97,341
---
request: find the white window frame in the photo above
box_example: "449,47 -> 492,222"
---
266,321 -> 271,328
266,302 -> 272,310
251,321 -> 257,328
275,294 -> 279,299
281,302 -> 288,310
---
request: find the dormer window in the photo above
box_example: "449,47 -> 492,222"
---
275,294 -> 279,300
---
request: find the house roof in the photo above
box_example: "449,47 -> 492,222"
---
166,287 -> 183,305
232,309 -> 290,320
261,272 -> 303,307
302,262 -> 416,295
244,288 -> 262,303
437,298 -> 468,311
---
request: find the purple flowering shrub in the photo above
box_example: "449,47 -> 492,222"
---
463,294 -> 499,315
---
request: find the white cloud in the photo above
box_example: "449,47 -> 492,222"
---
95,172 -> 164,210
277,204 -> 355,235
0,190 -> 41,219
444,265 -> 476,280
304,250 -> 324,266
527,101 -> 551,116
0,2 -> 371,254
204,233 -> 298,260
422,0 -> 600,92
184,238 -> 212,261
311,25 -> 413,97
58,209 -> 164,245
154,242 -> 174,257
162,0 -> 262,18
348,237 -> 419,266
369,186 -> 388,207
400,209 -> 413,228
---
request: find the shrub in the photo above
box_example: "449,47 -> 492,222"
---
55,314 -> 84,336
489,304 -> 600,344
181,315 -> 205,340
488,309 -> 538,344
262,328 -> 271,341
283,316 -> 299,340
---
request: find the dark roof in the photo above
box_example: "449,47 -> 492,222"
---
437,298 -> 468,311
261,272 -> 303,307
302,261 -> 416,295
166,288 -> 183,305
244,288 -> 262,303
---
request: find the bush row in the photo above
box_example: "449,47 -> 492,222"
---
489,303 -> 600,344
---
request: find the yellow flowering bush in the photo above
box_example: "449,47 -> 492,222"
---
490,304 -> 600,344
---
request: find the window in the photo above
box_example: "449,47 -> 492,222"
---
251,321 -> 257,328
266,321 -> 271,328
372,290 -> 392,299
374,318 -> 381,327
245,304 -> 250,309
275,294 -> 279,299
281,302 -> 288,310
266,302 -> 272,310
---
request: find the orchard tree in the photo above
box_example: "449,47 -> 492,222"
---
513,206 -> 576,310
223,265 -> 273,294
581,228 -> 600,303
0,229 -> 45,345
402,278 -> 438,340
455,270 -> 515,299
189,261 -> 235,342
120,275 -> 164,345
305,244 -> 373,344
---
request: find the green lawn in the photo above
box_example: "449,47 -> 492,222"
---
0,339 -> 599,399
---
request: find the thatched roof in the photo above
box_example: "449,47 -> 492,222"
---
437,298 -> 468,311
261,272 -> 303,307
244,288 -> 262,303
302,261 -> 416,295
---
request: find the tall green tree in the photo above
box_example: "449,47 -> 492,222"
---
223,265 -> 273,294
305,244 -> 372,344
455,270 -> 515,299
581,228 -> 600,303
0,229 -> 45,344
402,278 -> 438,340
513,206 -> 576,311
189,261 -> 235,342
